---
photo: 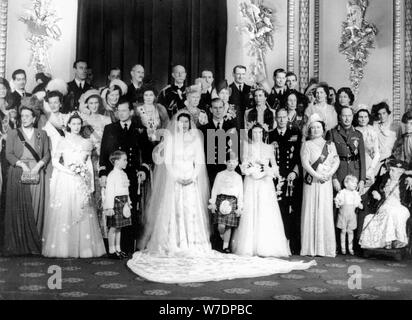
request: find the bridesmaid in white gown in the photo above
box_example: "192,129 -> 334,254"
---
300,113 -> 340,257
232,124 -> 291,257
127,112 -> 315,283
42,113 -> 106,258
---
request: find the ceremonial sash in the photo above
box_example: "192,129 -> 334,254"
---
304,141 -> 330,185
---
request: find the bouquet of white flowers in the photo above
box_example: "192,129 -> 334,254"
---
68,163 -> 89,178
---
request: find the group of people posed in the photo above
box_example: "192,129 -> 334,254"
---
0,62 -> 411,273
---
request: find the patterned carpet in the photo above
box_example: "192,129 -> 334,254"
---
0,254 -> 412,300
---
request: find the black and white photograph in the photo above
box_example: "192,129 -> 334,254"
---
0,0 -> 412,308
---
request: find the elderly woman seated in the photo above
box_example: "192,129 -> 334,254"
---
359,158 -> 411,250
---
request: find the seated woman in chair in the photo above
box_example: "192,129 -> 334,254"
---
359,158 -> 411,249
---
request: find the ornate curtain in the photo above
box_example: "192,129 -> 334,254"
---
76,0 -> 227,90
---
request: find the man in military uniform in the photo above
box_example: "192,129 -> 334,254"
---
99,101 -> 152,255
326,106 -> 366,254
158,65 -> 187,118
268,107 -> 302,254
326,106 -> 366,192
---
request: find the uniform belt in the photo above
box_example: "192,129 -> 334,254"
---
339,155 -> 359,161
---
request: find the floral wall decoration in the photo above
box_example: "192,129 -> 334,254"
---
237,0 -> 277,84
339,0 -> 378,95
19,0 -> 62,73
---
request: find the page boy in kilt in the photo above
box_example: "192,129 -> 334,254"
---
103,151 -> 133,259
208,152 -> 243,253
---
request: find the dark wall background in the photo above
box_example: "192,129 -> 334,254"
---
77,0 -> 227,91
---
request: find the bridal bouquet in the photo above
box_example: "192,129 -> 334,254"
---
68,162 -> 93,202
68,163 -> 88,178
241,160 -> 277,180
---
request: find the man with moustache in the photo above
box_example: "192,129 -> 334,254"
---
326,106 -> 366,254
158,65 -> 187,118
268,107 -> 302,254
126,64 -> 153,105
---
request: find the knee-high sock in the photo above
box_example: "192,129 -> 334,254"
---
108,228 -> 116,254
340,231 -> 346,252
115,230 -> 121,252
223,229 -> 231,249
348,231 -> 354,251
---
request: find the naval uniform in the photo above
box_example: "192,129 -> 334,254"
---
268,125 -> 302,254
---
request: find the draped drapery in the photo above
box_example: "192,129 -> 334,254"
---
76,0 -> 227,91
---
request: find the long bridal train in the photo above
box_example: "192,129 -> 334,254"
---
126,112 -> 316,283
127,252 -> 316,284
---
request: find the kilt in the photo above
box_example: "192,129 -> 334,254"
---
213,194 -> 240,227
107,195 -> 132,229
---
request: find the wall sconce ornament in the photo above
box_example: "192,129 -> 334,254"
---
19,0 -> 62,74
238,0 -> 277,84
339,0 -> 377,95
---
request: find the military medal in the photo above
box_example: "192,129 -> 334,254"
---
353,139 -> 359,155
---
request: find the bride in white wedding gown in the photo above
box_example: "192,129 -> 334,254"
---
127,112 -> 315,283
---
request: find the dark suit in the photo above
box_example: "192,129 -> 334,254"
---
99,121 -> 152,253
267,87 -> 289,109
268,127 -> 302,254
63,80 -> 92,113
9,91 -> 32,110
229,83 -> 252,129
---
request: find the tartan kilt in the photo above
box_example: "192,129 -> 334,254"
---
107,195 -> 132,229
213,194 -> 240,227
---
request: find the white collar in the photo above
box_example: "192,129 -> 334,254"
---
213,119 -> 223,127
75,79 -> 85,87
278,127 -> 286,135
16,89 -> 26,96
120,119 -> 132,127
132,81 -> 142,89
